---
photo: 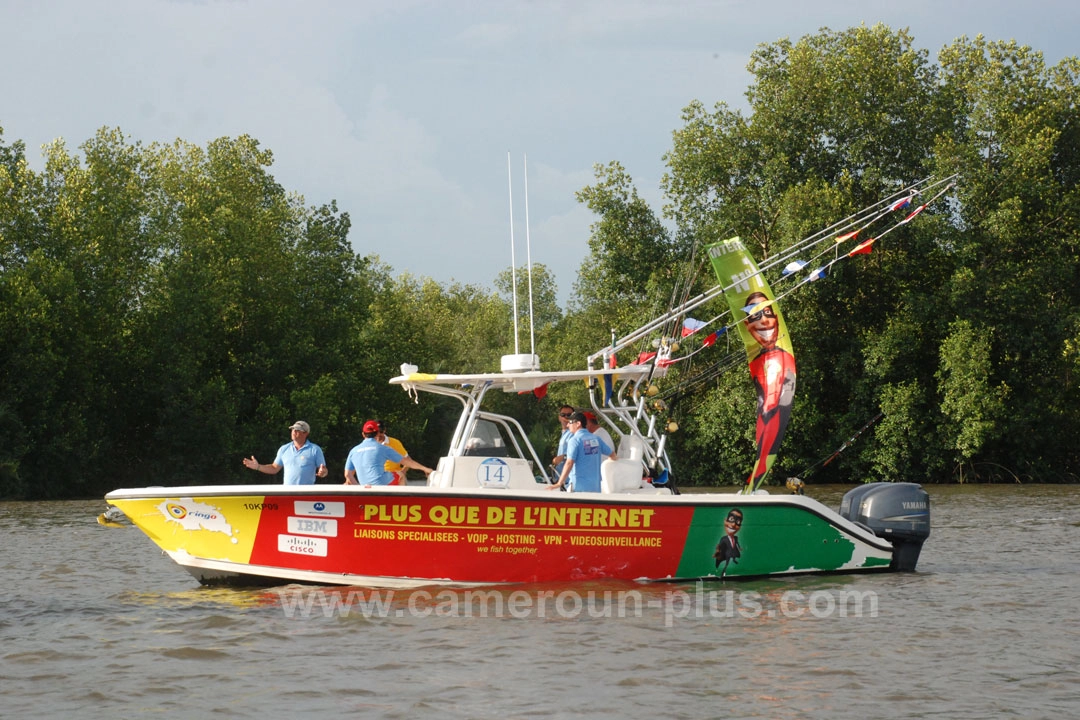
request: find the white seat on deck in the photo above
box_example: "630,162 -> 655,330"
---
601,458 -> 645,493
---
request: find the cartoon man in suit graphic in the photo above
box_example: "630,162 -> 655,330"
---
714,508 -> 743,577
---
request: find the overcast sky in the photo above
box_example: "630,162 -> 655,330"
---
2,0 -> 1075,304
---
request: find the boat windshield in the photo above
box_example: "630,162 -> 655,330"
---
463,418 -> 512,458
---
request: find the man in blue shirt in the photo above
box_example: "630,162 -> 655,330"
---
344,420 -> 434,485
549,405 -> 575,481
243,420 -> 328,485
549,411 -> 615,493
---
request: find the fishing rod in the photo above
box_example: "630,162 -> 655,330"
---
795,412 -> 884,480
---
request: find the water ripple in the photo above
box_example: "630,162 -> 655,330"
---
3,492 -> 1080,718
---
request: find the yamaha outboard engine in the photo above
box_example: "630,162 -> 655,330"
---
840,482 -> 930,571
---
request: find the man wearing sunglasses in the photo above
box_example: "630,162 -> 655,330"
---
549,405 -> 575,481
549,411 -> 616,493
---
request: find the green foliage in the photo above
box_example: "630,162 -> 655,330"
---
671,373 -> 757,486
1,129 -> 377,497
495,262 -> 562,333
645,24 -> 1080,485
937,319 -> 1011,467
868,380 -> 943,480
573,162 -> 682,324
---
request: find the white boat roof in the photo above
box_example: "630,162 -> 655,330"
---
389,365 -> 651,394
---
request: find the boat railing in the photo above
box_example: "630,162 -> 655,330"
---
584,367 -> 674,488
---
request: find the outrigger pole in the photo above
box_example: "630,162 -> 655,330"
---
590,174 -> 958,372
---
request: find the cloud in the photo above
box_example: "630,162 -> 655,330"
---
3,0 -> 1076,306
455,22 -> 518,48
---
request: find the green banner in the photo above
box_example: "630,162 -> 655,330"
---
705,237 -> 797,488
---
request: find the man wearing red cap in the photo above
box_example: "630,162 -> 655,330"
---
344,420 -> 434,485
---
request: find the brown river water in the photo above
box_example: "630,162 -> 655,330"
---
2,484 -> 1079,718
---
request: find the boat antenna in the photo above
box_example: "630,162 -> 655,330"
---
523,154 -> 536,356
507,151 -> 520,355
500,155 -> 540,373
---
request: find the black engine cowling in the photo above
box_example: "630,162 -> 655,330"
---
840,482 -> 930,571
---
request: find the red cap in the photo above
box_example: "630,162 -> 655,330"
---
363,420 -> 379,434
583,411 -> 597,423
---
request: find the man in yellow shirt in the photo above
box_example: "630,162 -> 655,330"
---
376,420 -> 411,485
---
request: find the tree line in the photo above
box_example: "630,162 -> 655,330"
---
3,24 -> 1079,499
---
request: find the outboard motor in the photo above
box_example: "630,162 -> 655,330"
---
840,482 -> 930,571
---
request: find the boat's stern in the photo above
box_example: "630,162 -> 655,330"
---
839,482 -> 931,571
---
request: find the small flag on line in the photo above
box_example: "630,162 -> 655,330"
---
782,260 -> 808,276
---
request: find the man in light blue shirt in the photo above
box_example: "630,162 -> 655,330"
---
344,420 -> 434,485
549,411 -> 615,493
549,405 -> 575,480
243,421 -> 328,484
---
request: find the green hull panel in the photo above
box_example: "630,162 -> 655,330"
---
676,504 -> 893,578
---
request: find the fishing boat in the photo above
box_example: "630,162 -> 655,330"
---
105,175 -> 951,588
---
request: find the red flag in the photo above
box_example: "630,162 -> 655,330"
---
847,237 -> 876,256
518,382 -> 550,398
681,318 -> 707,337
899,204 -> 926,225
633,351 -> 657,365
835,230 -> 859,243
